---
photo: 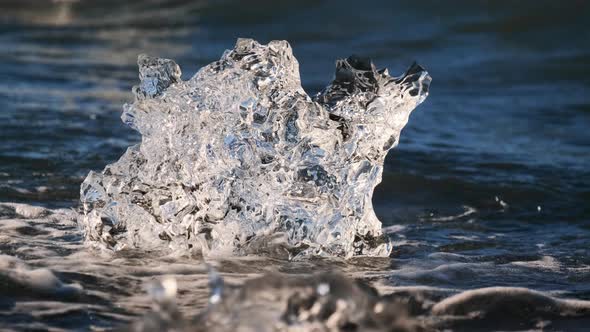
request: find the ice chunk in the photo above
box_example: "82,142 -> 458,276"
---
78,38 -> 431,258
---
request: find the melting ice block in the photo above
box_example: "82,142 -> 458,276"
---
79,38 -> 431,258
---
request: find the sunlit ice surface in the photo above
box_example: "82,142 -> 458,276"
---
79,39 -> 430,259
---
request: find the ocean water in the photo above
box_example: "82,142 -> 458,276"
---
1,0 -> 589,330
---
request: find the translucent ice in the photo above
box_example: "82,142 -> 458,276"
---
79,38 -> 431,258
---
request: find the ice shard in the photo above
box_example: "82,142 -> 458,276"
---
78,38 -> 431,258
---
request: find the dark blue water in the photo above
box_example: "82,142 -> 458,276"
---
1,0 -> 589,330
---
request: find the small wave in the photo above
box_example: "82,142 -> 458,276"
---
0,204 -> 81,300
433,286 -> 590,316
0,255 -> 82,297
422,205 -> 477,222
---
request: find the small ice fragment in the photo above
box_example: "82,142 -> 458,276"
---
208,265 -> 224,305
148,276 -> 177,302
495,196 -> 508,209
317,283 -> 330,296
